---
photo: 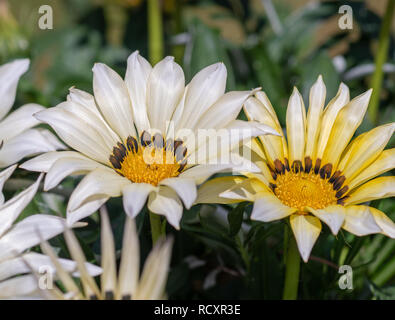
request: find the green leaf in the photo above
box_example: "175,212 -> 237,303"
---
227,202 -> 246,237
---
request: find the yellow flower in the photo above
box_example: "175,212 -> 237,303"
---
197,76 -> 395,262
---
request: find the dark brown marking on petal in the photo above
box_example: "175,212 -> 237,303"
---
112,146 -> 125,162
175,145 -> 187,162
105,291 -> 114,300
153,133 -> 164,149
274,159 -> 285,174
140,131 -> 151,147
329,170 -> 341,184
269,167 -> 277,180
333,175 -> 346,191
269,183 -> 277,192
117,142 -> 127,158
314,158 -> 321,174
291,160 -> 303,173
284,158 -> 290,172
304,156 -> 312,173
336,186 -> 349,199
109,155 -> 122,169
126,136 -> 138,153
320,163 -> 332,179
173,140 -> 183,153
337,196 -> 349,205
89,294 -> 98,300
178,160 -> 187,173
122,294 -> 132,300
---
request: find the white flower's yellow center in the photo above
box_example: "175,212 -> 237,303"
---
270,158 -> 349,213
109,131 -> 187,186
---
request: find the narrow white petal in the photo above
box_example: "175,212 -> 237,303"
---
160,177 -> 197,209
0,165 -> 17,205
370,207 -> 395,239
122,183 -> 157,218
290,214 -> 322,263
0,275 -> 38,299
125,51 -> 152,134
93,63 -> 136,140
342,205 -> 382,236
0,59 -> 29,120
306,205 -> 346,235
251,192 -> 297,222
148,186 -> 183,229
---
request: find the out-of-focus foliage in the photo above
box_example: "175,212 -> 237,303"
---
3,0 -> 395,299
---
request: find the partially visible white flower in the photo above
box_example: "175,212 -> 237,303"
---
21,52 -> 278,229
0,59 -> 65,168
0,165 -> 86,299
37,207 -> 172,300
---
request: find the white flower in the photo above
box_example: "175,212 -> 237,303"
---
21,51 -> 277,229
0,59 -> 65,168
0,165 -> 90,299
37,208 -> 172,300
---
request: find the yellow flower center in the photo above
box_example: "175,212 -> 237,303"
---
109,131 -> 187,186
270,158 -> 349,213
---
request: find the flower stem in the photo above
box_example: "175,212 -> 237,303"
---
148,0 -> 164,65
368,0 -> 395,124
282,230 -> 301,300
149,211 -> 165,245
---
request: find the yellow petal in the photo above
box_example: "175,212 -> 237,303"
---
220,178 -> 269,201
195,176 -> 246,204
290,214 -> 322,262
345,176 -> 395,205
348,148 -> 395,190
305,75 -> 326,158
306,204 -> 346,235
244,97 -> 285,166
315,83 -> 349,160
286,87 -> 306,165
369,207 -> 395,238
322,89 -> 371,168
250,191 -> 297,222
342,205 -> 381,236
339,123 -> 394,182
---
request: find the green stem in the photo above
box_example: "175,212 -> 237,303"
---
148,0 -> 164,65
282,231 -> 301,300
368,0 -> 395,123
149,211 -> 164,245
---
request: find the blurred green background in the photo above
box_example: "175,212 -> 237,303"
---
2,0 -> 395,299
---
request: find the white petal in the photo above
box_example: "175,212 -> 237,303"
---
67,196 -> 109,227
0,103 -> 43,141
342,205 -> 382,236
122,183 -> 157,218
148,186 -> 183,229
290,214 -> 322,263
34,105 -> 112,164
67,168 -> 130,215
44,156 -> 105,191
0,128 -> 64,168
251,192 -> 297,222
370,207 -> 395,239
147,56 -> 185,133
160,177 -> 197,209
0,165 -> 17,205
0,215 -> 66,261
179,63 -> 226,130
0,174 -> 42,238
125,51 -> 152,134
0,59 -> 29,120
306,205 -> 346,235
0,275 -> 38,299
92,63 -> 136,140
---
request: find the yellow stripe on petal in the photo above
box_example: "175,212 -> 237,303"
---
345,176 -> 395,205
339,123 -> 394,182
370,207 -> 395,239
251,192 -> 297,222
286,87 -> 306,165
315,83 -> 349,160
322,89 -> 371,168
244,97 -> 285,166
290,214 -> 321,263
196,176 -> 246,204
306,205 -> 345,235
342,205 -> 381,236
348,148 -> 395,191
305,75 -> 326,159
